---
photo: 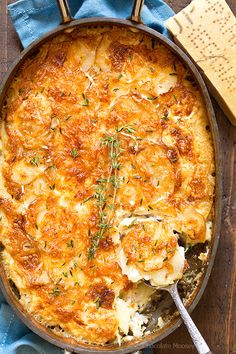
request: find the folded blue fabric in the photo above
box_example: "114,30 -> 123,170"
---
8,0 -> 174,48
3,1 -> 174,353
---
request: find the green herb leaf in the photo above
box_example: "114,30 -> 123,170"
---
71,148 -> 78,159
82,93 -> 89,106
95,297 -> 101,309
30,156 -> 40,166
67,239 -> 74,248
128,218 -> 138,228
137,255 -> 144,263
18,88 -> 25,95
162,111 -> 169,121
147,96 -> 158,101
49,287 -> 60,297
116,124 -> 136,134
83,195 -> 94,203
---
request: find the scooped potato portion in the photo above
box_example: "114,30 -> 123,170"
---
116,217 -> 186,287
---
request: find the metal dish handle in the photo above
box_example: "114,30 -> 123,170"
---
56,0 -> 144,24
130,0 -> 144,23
56,0 -> 73,24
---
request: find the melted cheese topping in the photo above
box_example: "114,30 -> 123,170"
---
0,26 -> 215,345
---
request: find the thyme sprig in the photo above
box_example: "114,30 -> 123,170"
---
88,125 -> 135,260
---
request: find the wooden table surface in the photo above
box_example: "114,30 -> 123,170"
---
0,1 -> 235,353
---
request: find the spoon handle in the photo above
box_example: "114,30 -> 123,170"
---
168,285 -> 212,354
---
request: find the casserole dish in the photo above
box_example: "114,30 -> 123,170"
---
0,0 -> 222,353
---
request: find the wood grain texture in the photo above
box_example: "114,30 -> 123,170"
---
0,1 -> 235,353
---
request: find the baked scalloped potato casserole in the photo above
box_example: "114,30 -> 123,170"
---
0,26 -> 215,345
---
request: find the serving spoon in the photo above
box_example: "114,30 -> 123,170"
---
144,281 -> 212,354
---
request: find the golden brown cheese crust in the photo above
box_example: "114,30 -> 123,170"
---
0,26 -> 215,345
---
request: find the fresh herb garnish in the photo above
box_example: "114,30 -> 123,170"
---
30,156 -> 39,166
83,195 -> 95,203
71,148 -> 78,159
18,88 -> 25,95
82,93 -> 89,106
147,96 -> 158,101
67,239 -> 74,248
49,287 -> 60,297
128,218 -> 138,228
88,125 -> 136,260
162,111 -> 169,121
138,254 -> 144,263
116,124 -> 136,134
95,297 -> 101,309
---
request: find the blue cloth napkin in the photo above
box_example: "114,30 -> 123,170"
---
3,1 -> 174,353
8,0 -> 174,48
